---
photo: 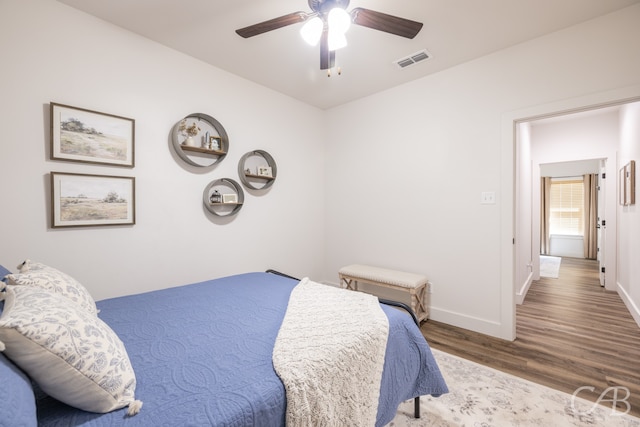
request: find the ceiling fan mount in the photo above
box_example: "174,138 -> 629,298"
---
236,0 -> 423,71
308,0 -> 350,15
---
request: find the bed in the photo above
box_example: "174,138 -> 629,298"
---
0,262 -> 448,427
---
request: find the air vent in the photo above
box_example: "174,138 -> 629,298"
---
393,49 -> 431,69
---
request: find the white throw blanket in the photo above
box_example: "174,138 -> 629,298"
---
272,278 -> 390,427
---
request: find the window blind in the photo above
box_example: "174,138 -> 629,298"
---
549,178 -> 584,235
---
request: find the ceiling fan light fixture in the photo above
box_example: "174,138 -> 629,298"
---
328,31 -> 347,51
327,7 -> 350,51
300,16 -> 323,46
327,7 -> 351,34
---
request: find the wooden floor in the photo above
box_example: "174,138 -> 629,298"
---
421,257 -> 640,417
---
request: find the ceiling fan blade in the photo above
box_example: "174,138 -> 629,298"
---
236,12 -> 308,38
350,7 -> 423,39
319,27 -> 335,70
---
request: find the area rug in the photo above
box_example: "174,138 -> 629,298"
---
388,349 -> 640,426
540,255 -> 561,278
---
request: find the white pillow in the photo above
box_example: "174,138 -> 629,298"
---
4,260 -> 98,315
0,285 -> 142,415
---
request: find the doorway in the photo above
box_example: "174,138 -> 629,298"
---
517,107 -> 619,296
498,86 -> 640,341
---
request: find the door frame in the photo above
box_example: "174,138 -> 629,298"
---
598,160 -> 606,287
499,85 -> 640,341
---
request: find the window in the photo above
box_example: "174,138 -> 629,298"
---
549,178 -> 583,235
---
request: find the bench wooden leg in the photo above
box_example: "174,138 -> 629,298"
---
340,276 -> 358,291
410,286 -> 428,322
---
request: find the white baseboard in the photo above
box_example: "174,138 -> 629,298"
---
323,279 -> 509,340
319,280 -> 340,288
429,307 -> 505,340
617,281 -> 640,328
515,271 -> 534,305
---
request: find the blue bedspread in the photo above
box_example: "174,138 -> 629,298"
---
36,272 -> 447,426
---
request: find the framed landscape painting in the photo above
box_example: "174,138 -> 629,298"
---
50,102 -> 135,167
51,172 -> 135,228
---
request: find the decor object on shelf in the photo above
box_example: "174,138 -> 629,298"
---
209,136 -> 222,151
50,172 -> 135,228
238,150 -> 277,190
222,194 -> 238,204
50,102 -> 134,167
209,190 -> 222,204
171,113 -> 228,168
178,118 -> 200,147
203,178 -> 244,217
257,166 -> 273,177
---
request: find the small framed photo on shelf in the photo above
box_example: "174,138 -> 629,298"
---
209,136 -> 222,151
257,165 -> 273,178
222,193 -> 238,204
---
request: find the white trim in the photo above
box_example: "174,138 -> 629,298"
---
617,281 -> 640,328
515,271 -> 534,305
429,308 -> 503,337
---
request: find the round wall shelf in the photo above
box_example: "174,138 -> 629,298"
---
238,150 -> 277,190
202,178 -> 244,217
172,113 -> 229,167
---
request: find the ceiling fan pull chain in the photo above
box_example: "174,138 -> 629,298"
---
327,66 -> 342,77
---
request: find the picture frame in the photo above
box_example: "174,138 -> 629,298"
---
209,136 -> 222,151
50,172 -> 135,228
50,102 -> 135,167
625,160 -> 636,206
222,193 -> 238,204
257,165 -> 273,177
620,166 -> 626,206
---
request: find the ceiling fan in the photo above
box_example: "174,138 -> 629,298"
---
236,0 -> 423,70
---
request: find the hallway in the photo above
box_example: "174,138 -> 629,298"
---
421,257 -> 640,417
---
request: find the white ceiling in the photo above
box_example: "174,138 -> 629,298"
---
56,0 -> 640,109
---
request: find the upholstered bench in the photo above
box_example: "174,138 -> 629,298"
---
338,264 -> 429,323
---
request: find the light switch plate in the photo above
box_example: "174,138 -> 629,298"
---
481,191 -> 496,204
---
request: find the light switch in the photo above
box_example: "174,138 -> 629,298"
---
481,191 -> 496,204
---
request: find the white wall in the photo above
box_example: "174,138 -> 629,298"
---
2,1 -> 640,340
515,122 -> 533,304
549,235 -> 585,258
0,0 -> 327,300
618,102 -> 640,325
324,4 -> 640,339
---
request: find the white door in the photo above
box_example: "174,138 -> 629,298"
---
597,161 -> 606,287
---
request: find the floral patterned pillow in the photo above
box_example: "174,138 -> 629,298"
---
4,260 -> 98,315
0,285 -> 142,415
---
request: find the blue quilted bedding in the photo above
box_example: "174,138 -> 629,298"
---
36,272 -> 447,426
